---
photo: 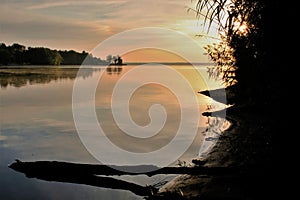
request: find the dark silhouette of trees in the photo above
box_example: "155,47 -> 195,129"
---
58,50 -> 85,65
0,43 -> 62,65
0,43 -> 107,66
0,43 -> 26,65
58,50 -> 105,65
0,43 -> 12,65
25,47 -> 62,65
108,55 -> 124,65
195,0 -> 280,106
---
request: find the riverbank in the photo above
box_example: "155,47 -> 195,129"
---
152,101 -> 276,199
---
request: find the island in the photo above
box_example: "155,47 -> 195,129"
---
107,55 -> 127,66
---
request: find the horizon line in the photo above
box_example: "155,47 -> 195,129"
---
124,62 -> 213,65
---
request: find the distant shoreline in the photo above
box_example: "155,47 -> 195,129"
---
125,62 -> 213,65
0,62 -> 213,68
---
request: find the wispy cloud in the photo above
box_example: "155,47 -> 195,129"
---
0,0 -> 213,61
26,0 -> 128,10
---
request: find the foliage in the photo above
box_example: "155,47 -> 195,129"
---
204,41 -> 237,87
0,43 -> 107,66
0,43 -> 25,65
196,0 -> 274,105
25,47 -> 62,65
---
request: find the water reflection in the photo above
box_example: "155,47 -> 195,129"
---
199,117 -> 231,159
7,117 -> 231,200
0,65 -> 227,200
0,67 -> 101,88
106,65 -> 123,75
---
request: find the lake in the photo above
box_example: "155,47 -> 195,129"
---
0,64 -> 229,199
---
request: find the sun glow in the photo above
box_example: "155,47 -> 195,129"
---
169,19 -> 220,48
233,21 -> 249,35
178,20 -> 203,34
122,48 -> 188,63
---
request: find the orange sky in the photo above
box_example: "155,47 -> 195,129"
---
123,48 -> 188,63
0,0 -> 220,63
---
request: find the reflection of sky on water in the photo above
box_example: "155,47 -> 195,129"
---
0,65 -> 227,199
198,117 -> 231,159
0,124 -> 145,199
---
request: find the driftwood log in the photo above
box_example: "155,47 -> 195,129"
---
9,160 -> 239,197
9,160 -> 238,177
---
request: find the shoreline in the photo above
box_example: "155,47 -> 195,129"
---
153,95 -> 275,199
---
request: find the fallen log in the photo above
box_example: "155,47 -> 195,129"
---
9,160 -> 157,196
9,160 -> 159,176
8,160 -> 240,197
9,160 -> 238,177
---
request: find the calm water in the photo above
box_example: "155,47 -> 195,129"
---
0,64 -> 228,199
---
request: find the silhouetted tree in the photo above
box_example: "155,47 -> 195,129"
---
106,54 -> 113,64
117,56 -> 123,65
25,47 -> 62,65
12,43 -> 26,52
112,55 -> 117,64
195,0 -> 279,106
0,43 -> 12,65
59,50 -> 85,65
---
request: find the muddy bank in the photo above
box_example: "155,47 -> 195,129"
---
152,103 -> 276,199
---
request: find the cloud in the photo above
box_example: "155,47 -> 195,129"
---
0,1 -> 117,51
26,0 -> 128,10
0,0 -> 212,56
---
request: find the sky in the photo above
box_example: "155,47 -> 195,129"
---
0,0 -> 220,62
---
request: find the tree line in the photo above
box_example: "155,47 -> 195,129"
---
0,43 -> 108,65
